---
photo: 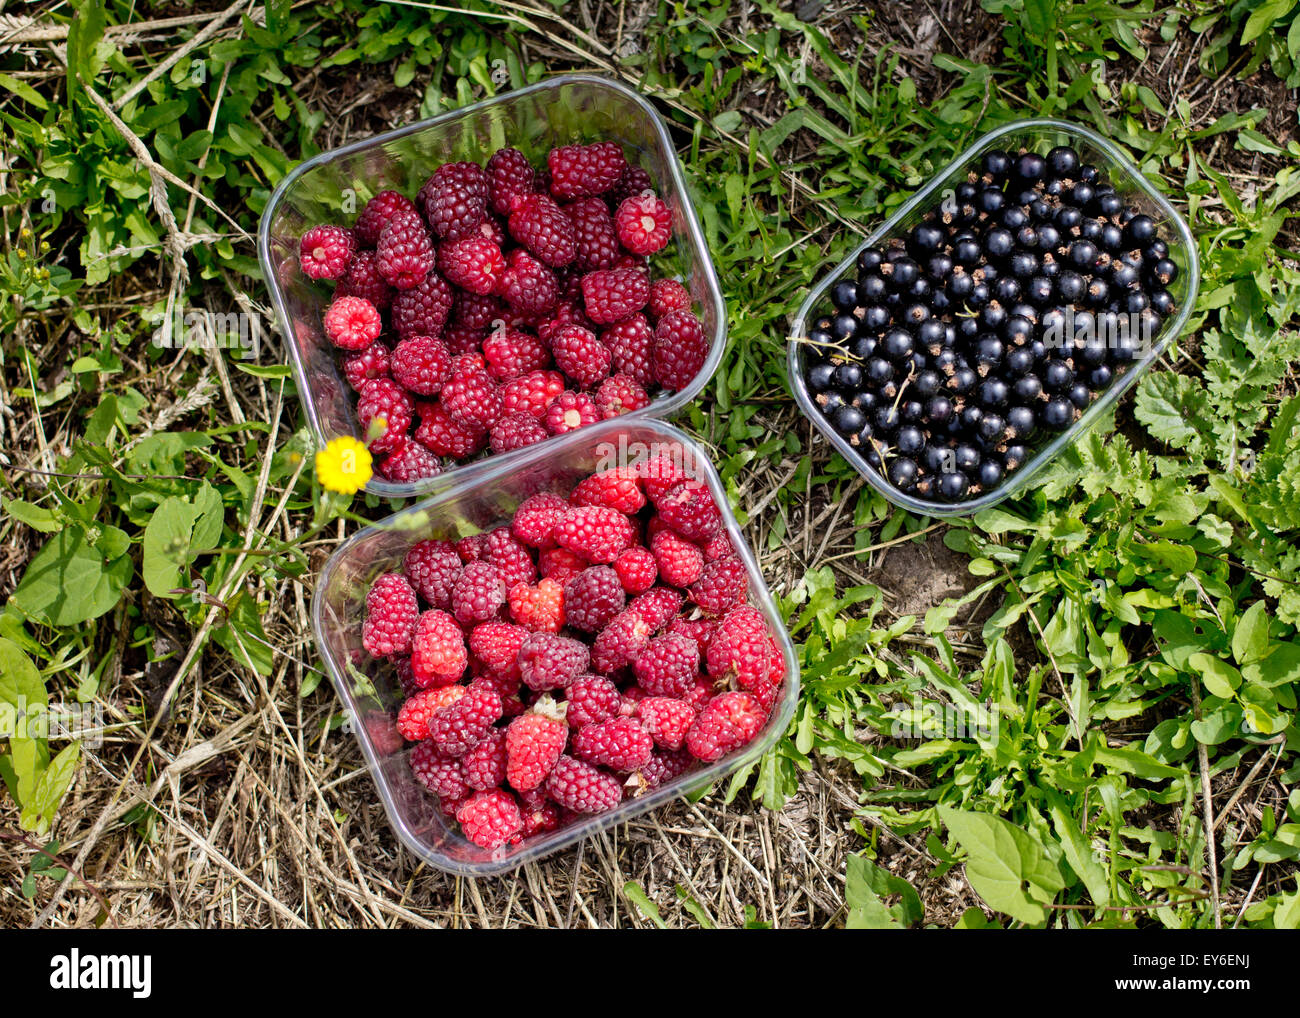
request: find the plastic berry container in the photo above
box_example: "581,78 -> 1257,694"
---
787,118 -> 1199,517
311,417 -> 800,876
257,73 -> 726,500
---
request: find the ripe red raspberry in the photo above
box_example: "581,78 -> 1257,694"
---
637,697 -> 696,751
461,729 -> 508,791
595,374 -> 650,418
391,335 -> 452,396
568,196 -> 621,272
581,267 -> 650,325
705,605 -> 772,689
454,290 -> 505,330
497,248 -> 559,315
628,587 -> 684,630
376,209 -> 435,290
354,190 -> 419,245
483,327 -> 549,383
633,632 -> 699,697
656,479 -> 723,541
590,609 -> 653,675
430,684 -> 502,756
405,540 -> 463,609
613,163 -> 654,203
702,530 -> 735,562
573,717 -> 653,771
572,467 -> 645,515
441,366 -> 503,431
563,565 -> 627,633
378,438 -> 442,483
485,528 -> 537,589
397,685 -> 465,742
666,616 -> 718,655
442,324 -> 485,355
650,529 -> 705,588
614,193 -> 671,256
341,341 -> 390,390
637,747 -> 694,790
323,295 -> 382,350
613,546 -> 657,594
419,162 -> 489,240
648,278 -> 692,319
336,250 -> 393,311
521,798 -> 560,836
362,573 -> 418,657
451,560 -> 506,625
357,377 -> 414,453
411,609 -> 469,688
511,492 -> 569,546
686,691 -> 765,762
519,632 -> 589,690
506,192 -> 576,267
564,674 -> 622,728
486,147 -> 537,216
553,506 -> 637,564
508,578 -> 566,633
547,142 -> 627,200
535,300 -> 593,343
456,789 -> 522,849
505,706 -> 569,791
469,621 -> 528,681
545,390 -> 599,435
653,309 -> 708,390
637,450 -> 689,501
300,224 -> 355,280
546,754 -> 622,813
603,315 -> 655,386
538,547 -> 585,586
690,555 -> 748,616
489,412 -> 547,453
502,369 -> 565,419
437,236 -> 505,295
414,402 -> 486,459
410,741 -> 470,800
550,325 -> 611,387
392,272 -> 454,339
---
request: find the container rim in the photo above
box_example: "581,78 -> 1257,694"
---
310,416 -> 801,876
786,116 -> 1200,518
257,72 -> 728,502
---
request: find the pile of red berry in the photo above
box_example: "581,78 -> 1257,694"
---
359,452 -> 786,850
297,141 -> 710,483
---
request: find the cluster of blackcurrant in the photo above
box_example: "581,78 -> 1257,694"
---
801,144 -> 1179,504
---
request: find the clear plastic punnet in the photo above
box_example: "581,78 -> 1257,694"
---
311,418 -> 800,876
787,118 -> 1199,517
259,74 -> 726,500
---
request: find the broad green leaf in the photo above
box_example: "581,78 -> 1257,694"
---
0,638 -> 48,713
1232,602 -> 1269,665
938,806 -> 1064,926
20,742 -> 80,837
142,496 -> 199,597
845,853 -> 923,929
1189,652 -> 1242,699
622,882 -> 667,928
11,528 -> 132,626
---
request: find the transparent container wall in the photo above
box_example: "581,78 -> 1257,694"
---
259,74 -> 727,500
312,418 -> 800,876
788,118 -> 1199,518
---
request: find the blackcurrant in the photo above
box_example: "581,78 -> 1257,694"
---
1042,397 -> 1073,430
937,471 -> 969,502
1046,145 -> 1079,178
807,362 -> 836,392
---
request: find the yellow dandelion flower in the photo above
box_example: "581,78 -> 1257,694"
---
315,436 -> 373,494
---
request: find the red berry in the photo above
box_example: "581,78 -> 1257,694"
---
511,492 -> 569,546
354,190 -> 419,246
490,412 -> 547,453
508,578 -> 566,633
568,196 -> 621,272
603,314 -> 655,386
378,438 -> 442,483
461,729 -> 508,791
573,716 -> 653,771
300,224 -> 355,281
505,708 -> 569,791
357,377 -> 414,453
483,327 -> 550,383
519,632 -> 589,690
702,530 -> 735,562
503,369 -> 565,419
391,335 -> 452,396
614,192 -> 671,255
686,691 -> 765,762
648,278 -> 692,319
655,479 -> 723,541
690,555 -> 748,616
538,547 -> 586,586
636,450 -> 689,501
590,608 -> 653,675
547,142 -> 626,200
633,632 -> 699,698
419,162 -> 489,241
666,616 -> 718,655
484,527 -> 537,589
653,309 -> 708,390
323,295 -> 382,350
397,685 -> 465,742
497,248 -> 559,315
595,373 -> 650,418
336,250 -> 393,311
410,609 -> 469,689
392,272 -> 454,340
508,192 -> 576,267
441,365 -> 503,431
637,697 -> 696,750
429,684 -> 502,757
469,620 -> 528,681
454,291 -> 506,330
544,390 -> 599,435
376,209 -> 435,290
637,747 -> 694,790
451,560 -> 506,625
551,325 -> 611,387
341,341 -> 391,390
613,546 -> 657,594
414,401 -> 486,459
410,741 -> 470,800
455,789 -> 522,849
650,529 -> 705,588
705,605 -> 774,692
564,674 -> 622,728
545,754 -> 622,813
563,565 -> 627,633
486,147 -> 537,216
628,587 -> 684,630
405,540 -> 463,609
613,163 -> 654,203
362,573 -> 418,657
553,506 -> 637,564
581,267 -> 650,325
437,236 -> 505,295
571,467 -> 646,515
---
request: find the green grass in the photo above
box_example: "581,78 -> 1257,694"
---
2,0 -> 1299,927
